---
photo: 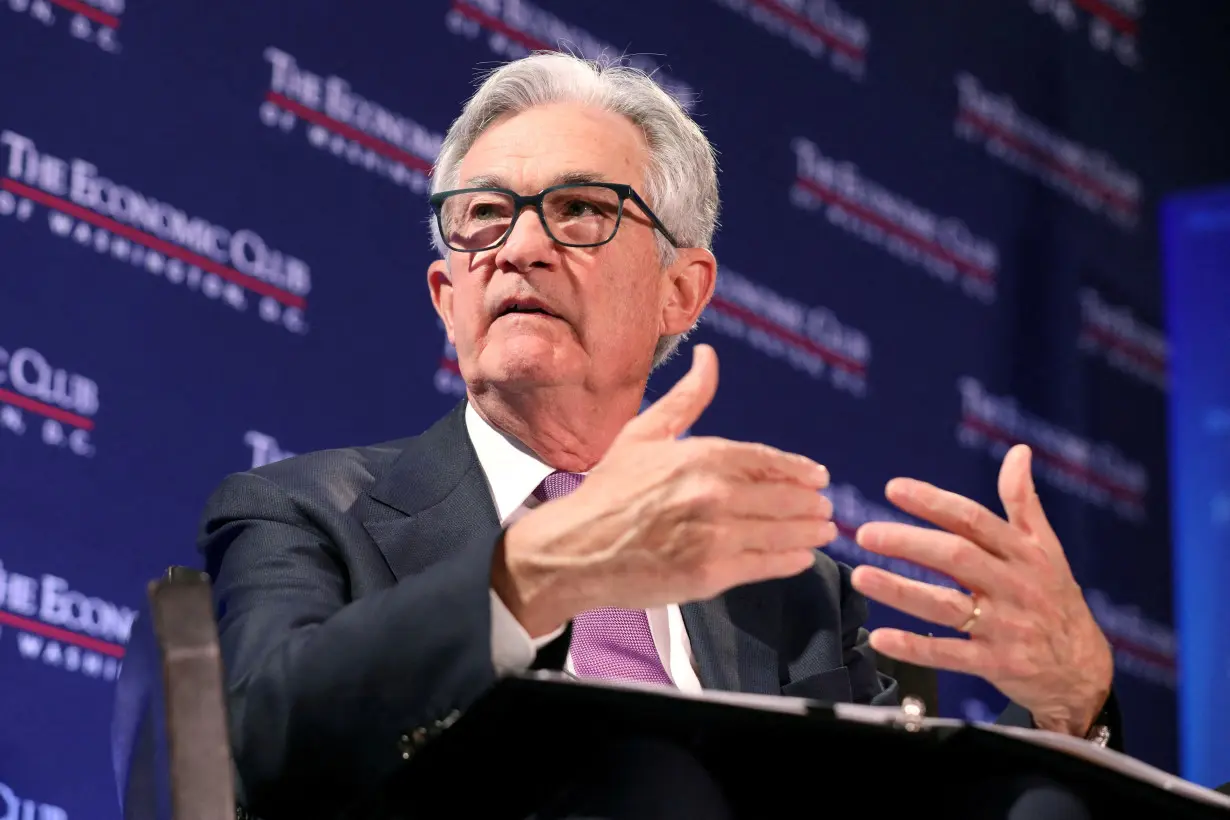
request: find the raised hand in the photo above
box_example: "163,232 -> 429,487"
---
851,444 -> 1114,736
494,344 -> 837,637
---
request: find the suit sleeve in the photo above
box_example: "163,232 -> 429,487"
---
199,471 -> 500,818
838,563 -> 900,707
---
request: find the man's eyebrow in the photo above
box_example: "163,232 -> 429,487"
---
461,173 -> 506,189
551,170 -> 609,186
459,170 -> 612,190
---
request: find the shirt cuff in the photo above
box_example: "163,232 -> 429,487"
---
489,589 -> 566,674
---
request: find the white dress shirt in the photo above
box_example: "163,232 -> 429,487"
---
467,403 -> 703,692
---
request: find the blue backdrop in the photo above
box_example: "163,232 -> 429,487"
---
1164,185 -> 1230,788
2,1 -> 1228,815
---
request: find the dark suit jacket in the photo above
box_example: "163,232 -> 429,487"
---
197,401 -> 1053,817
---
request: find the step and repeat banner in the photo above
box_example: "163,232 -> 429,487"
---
0,0 -> 1187,815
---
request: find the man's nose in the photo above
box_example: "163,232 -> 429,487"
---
494,206 -> 555,270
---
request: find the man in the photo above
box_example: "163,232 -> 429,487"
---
198,52 -> 1116,819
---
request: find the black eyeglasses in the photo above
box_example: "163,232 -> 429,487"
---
429,182 -> 680,253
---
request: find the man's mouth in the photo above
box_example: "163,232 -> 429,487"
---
495,298 -> 560,320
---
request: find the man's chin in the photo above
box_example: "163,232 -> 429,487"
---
478,340 -> 578,387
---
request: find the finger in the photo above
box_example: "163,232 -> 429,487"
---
855,522 -> 1004,592
883,478 -> 1025,561
868,629 -> 986,677
723,518 -> 838,554
850,565 -> 974,631
690,438 -> 829,488
997,444 -> 1060,546
620,343 -> 718,442
686,550 -> 817,600
727,549 -> 819,587
719,481 -> 833,521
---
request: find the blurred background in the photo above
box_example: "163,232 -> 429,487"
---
2,1 -> 1229,816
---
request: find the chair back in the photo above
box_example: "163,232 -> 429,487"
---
112,567 -> 235,820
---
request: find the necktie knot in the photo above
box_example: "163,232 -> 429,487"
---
534,470 -> 584,502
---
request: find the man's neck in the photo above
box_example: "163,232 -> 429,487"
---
467,385 -> 643,472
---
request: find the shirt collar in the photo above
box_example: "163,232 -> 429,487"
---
465,402 -> 556,524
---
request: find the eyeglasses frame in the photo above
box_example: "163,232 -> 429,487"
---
428,181 -> 681,252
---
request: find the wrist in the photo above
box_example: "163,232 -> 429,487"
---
1035,634 -> 1115,738
490,525 -> 572,639
1033,708 -> 1099,737
1033,687 -> 1112,738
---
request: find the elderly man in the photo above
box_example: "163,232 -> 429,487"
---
198,52 -> 1116,820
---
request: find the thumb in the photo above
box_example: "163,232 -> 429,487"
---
998,444 -> 1055,540
620,343 -> 718,443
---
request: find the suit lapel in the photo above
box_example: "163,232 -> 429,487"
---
358,401 -> 502,580
681,584 -> 782,695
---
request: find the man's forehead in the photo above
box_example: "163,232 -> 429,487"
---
456,103 -> 648,190
461,169 -> 611,189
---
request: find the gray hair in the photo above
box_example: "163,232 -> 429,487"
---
430,51 -> 720,368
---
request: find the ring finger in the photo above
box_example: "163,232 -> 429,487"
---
850,565 -> 981,633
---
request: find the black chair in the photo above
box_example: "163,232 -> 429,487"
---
111,567 -> 235,820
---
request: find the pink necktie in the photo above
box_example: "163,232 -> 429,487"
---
533,471 -> 675,687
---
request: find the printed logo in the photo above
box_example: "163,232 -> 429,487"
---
791,138 -> 998,303
1078,288 -> 1166,390
704,266 -> 871,397
1027,0 -> 1141,67
1086,588 -> 1175,688
260,48 -> 443,194
444,0 -> 696,108
5,0 -> 122,55
0,782 -> 67,820
244,430 -> 296,469
0,343 -> 98,458
711,0 -> 868,79
955,73 -> 1142,229
0,130 -> 311,334
0,560 -> 134,682
957,377 -> 1148,521
825,482 -> 960,590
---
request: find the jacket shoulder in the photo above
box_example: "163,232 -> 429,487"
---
248,437 -> 411,494
198,437 -> 414,527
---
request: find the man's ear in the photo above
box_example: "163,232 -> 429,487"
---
660,248 -> 717,337
427,259 -> 455,344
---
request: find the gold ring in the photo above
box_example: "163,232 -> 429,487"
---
958,598 -> 982,634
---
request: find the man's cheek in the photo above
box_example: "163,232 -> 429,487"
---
450,311 -> 480,354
